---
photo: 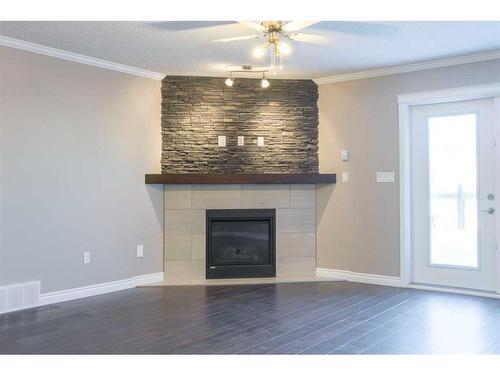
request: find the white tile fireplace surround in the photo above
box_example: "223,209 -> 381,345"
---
163,184 -> 317,284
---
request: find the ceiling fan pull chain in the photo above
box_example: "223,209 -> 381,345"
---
271,48 -> 275,75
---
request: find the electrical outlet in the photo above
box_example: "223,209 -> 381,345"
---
257,136 -> 264,147
237,136 -> 244,146
83,251 -> 90,264
136,245 -> 144,258
217,135 -> 226,147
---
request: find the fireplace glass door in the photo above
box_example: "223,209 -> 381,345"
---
206,209 -> 276,279
210,220 -> 271,266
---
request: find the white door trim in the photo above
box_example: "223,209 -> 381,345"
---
397,82 -> 500,106
398,82 -> 500,293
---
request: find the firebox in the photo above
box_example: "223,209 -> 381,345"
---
206,209 -> 276,279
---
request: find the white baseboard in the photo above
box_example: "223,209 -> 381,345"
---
132,272 -> 165,286
316,268 -> 401,287
315,268 -> 500,299
407,283 -> 500,299
39,278 -> 131,306
0,272 -> 164,314
40,272 -> 164,306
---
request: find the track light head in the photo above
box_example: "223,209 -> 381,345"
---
261,73 -> 270,88
225,76 -> 234,87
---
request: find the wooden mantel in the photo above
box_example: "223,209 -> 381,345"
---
145,173 -> 336,184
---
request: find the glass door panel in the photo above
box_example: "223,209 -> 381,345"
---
428,114 -> 478,268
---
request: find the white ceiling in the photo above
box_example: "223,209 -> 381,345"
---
1,21 -> 500,79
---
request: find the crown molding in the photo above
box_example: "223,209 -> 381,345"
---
0,35 -> 165,80
314,49 -> 500,85
4,34 -> 500,84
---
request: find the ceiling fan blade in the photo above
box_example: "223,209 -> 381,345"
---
289,33 -> 330,44
148,21 -> 236,31
283,21 -> 320,32
239,21 -> 265,31
213,35 -> 261,42
305,21 -> 399,37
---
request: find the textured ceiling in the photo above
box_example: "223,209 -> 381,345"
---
1,21 -> 500,79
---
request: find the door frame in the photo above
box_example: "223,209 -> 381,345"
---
397,82 -> 500,295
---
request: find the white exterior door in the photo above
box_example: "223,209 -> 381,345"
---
411,98 -> 497,291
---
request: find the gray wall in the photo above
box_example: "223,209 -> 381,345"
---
161,76 -> 318,174
317,58 -> 500,277
0,46 -> 163,293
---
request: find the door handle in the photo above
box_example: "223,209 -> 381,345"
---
480,208 -> 495,214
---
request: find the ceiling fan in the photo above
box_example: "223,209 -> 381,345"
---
213,21 -> 329,74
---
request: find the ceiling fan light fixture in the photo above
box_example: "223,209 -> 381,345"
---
215,21 -> 324,75
253,45 -> 265,58
279,41 -> 290,55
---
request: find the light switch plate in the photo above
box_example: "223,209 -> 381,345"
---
341,150 -> 350,161
376,172 -> 395,183
83,251 -> 91,264
217,135 -> 226,147
342,172 -> 349,183
237,136 -> 244,146
257,136 -> 264,147
136,245 -> 144,258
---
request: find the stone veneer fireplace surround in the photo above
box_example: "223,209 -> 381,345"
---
163,184 -> 317,284
161,76 -> 319,174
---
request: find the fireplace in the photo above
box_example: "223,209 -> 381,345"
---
206,209 -> 276,279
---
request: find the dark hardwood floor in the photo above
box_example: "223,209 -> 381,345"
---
1,281 -> 500,354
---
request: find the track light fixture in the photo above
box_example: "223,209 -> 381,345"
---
225,65 -> 270,89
